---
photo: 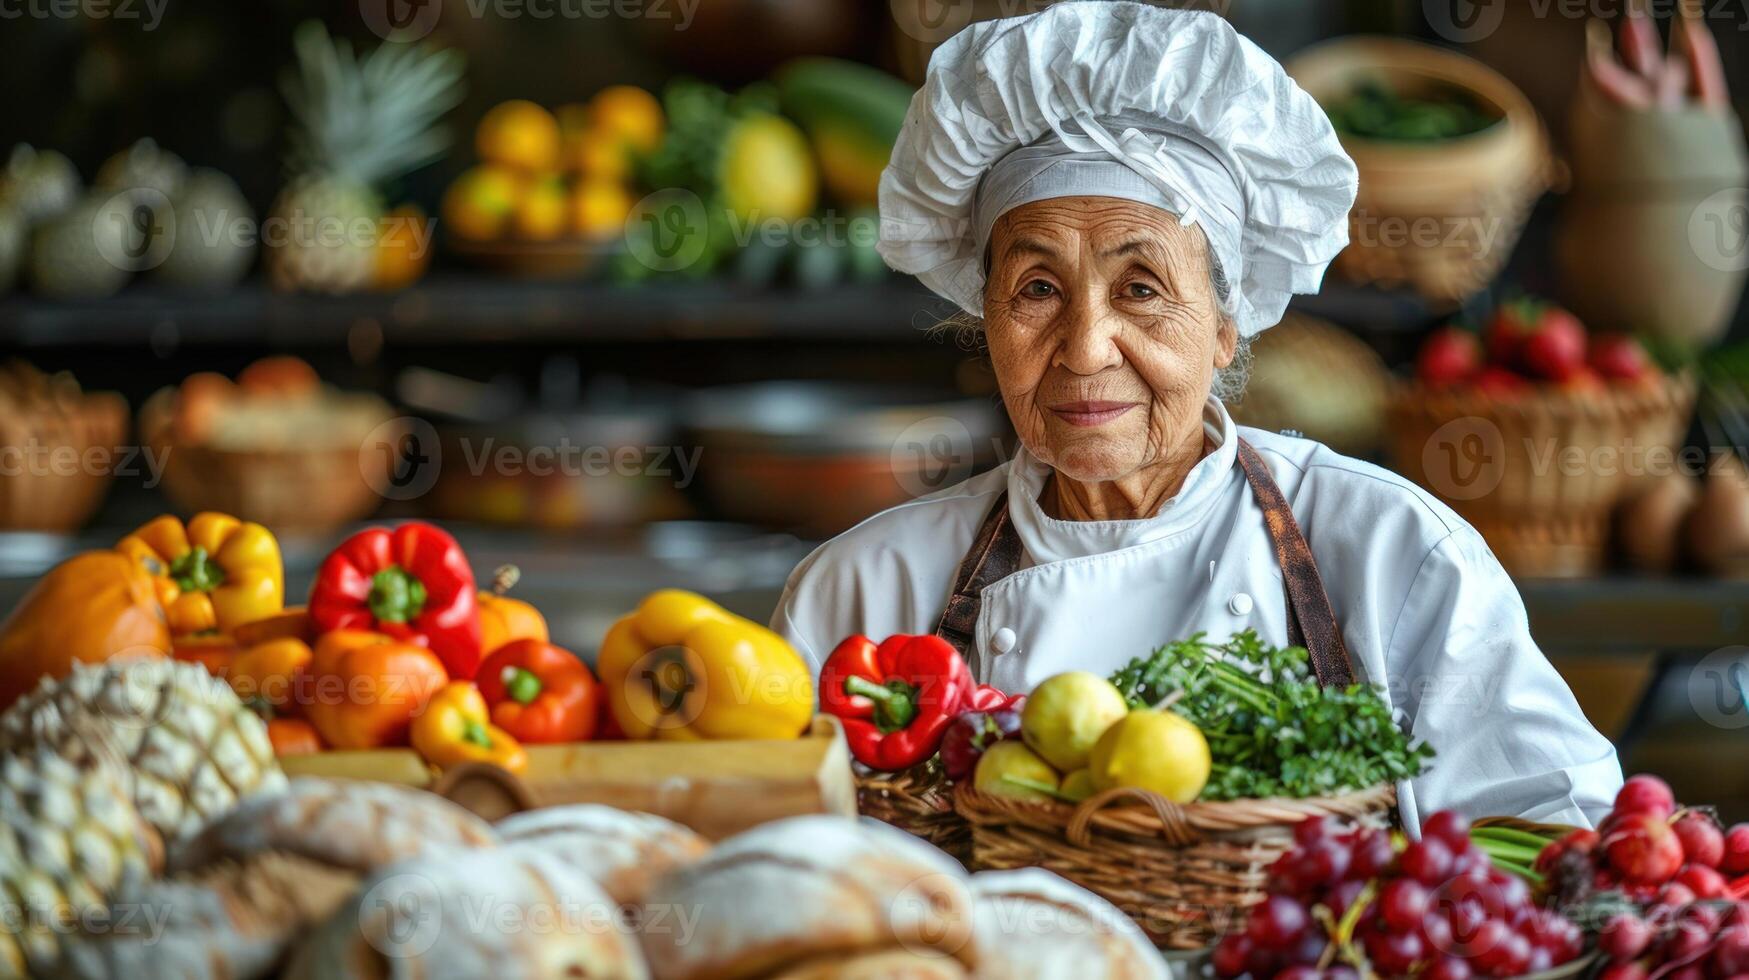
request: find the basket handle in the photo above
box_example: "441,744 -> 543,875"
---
1066,786 -> 1201,848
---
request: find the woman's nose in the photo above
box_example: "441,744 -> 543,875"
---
1053,290 -> 1125,375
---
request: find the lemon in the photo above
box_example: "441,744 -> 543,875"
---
1020,671 -> 1129,772
1088,709 -> 1211,804
441,165 -> 523,241
973,741 -> 1060,803
1059,768 -> 1097,803
477,100 -> 560,172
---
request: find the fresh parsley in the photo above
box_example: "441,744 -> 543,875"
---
1107,630 -> 1433,801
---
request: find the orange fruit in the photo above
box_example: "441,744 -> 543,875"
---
476,100 -> 561,172
513,178 -> 569,241
570,180 -> 635,240
587,85 -> 664,155
442,165 -> 523,241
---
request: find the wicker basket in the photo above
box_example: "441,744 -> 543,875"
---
955,781 -> 1397,949
1387,374 -> 1696,577
855,761 -> 970,863
1287,38 -> 1554,304
0,388 -> 128,532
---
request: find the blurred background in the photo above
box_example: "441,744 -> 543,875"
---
1,0 -> 1749,811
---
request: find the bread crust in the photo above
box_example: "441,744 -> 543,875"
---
967,869 -> 1167,980
495,804 -> 710,907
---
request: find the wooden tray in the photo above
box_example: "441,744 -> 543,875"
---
279,715 -> 857,840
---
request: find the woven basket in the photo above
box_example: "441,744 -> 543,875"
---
955,781 -> 1397,949
855,761 -> 970,863
1287,38 -> 1554,304
0,390 -> 127,532
1387,374 -> 1696,577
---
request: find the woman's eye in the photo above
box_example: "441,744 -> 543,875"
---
1124,282 -> 1157,299
1021,280 -> 1055,299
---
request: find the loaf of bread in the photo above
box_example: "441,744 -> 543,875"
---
968,869 -> 1167,979
768,949 -> 971,979
59,778 -> 500,979
496,804 -> 710,907
169,776 -> 499,873
283,842 -> 650,980
639,815 -> 976,980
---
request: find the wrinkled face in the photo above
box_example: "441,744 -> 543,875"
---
982,196 -> 1238,485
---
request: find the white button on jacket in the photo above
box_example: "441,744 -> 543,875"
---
771,398 -> 1623,829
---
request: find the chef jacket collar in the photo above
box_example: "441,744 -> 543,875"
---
1006,395 -> 1239,566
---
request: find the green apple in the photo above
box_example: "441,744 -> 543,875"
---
1020,671 -> 1129,771
1088,708 -> 1211,804
973,740 -> 1060,803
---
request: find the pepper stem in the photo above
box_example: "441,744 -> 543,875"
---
169,548 -> 226,593
462,719 -> 493,748
505,667 -> 543,705
368,566 -> 428,624
843,675 -> 919,733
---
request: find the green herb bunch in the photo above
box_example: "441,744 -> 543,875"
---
1108,630 -> 1433,801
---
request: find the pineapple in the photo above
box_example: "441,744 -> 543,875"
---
1,748 -> 163,978
0,658 -> 285,846
265,21 -> 464,293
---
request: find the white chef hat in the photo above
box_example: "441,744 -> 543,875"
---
877,1 -> 1358,337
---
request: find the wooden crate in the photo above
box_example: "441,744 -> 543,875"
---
279,715 -> 856,840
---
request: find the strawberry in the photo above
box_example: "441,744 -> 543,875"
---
1484,299 -> 1544,365
1474,366 -> 1530,396
1520,307 -> 1588,381
1591,334 -> 1655,383
1416,326 -> 1483,387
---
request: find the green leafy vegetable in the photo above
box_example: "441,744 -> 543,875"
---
1107,630 -> 1432,801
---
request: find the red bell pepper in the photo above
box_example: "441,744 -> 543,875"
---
819,633 -> 973,771
475,639 -> 601,744
968,684 -> 1025,712
308,522 -> 483,680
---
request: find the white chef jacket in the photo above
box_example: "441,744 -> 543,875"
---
771,397 -> 1622,828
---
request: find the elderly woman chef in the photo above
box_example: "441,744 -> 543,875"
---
771,2 -> 1621,827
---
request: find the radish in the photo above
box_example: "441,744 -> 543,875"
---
1724,824 -> 1749,875
1609,810 -> 1686,884
1677,863 -> 1729,898
1674,811 -> 1726,868
1616,774 -> 1677,818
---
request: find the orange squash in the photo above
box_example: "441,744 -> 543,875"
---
266,717 -> 324,756
303,629 -> 449,750
0,550 -> 171,710
477,564 -> 548,656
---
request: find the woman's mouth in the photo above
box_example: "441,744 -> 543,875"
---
1047,401 -> 1139,427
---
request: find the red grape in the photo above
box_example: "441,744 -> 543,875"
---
1248,895 -> 1311,947
1381,879 -> 1432,932
1294,815 -> 1330,846
1616,774 -> 1677,818
1325,879 -> 1366,919
1524,946 -> 1554,974
1423,956 -> 1474,980
1714,923 -> 1749,976
1420,914 -> 1454,956
1365,927 -> 1426,975
1599,964 -> 1648,980
1287,930 -> 1327,967
1275,967 -> 1321,980
1401,837 -> 1455,886
1423,811 -> 1473,849
1457,919 -> 1509,964
1350,828 -> 1394,880
1212,933 -> 1251,978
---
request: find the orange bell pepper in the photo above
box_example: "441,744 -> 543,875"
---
476,639 -> 599,743
303,629 -> 449,750
0,550 -> 171,711
171,632 -> 240,677
411,681 -> 528,773
229,637 -> 314,715
117,513 -> 284,636
266,717 -> 324,756
477,565 -> 548,656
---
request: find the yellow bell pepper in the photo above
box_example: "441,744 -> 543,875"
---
411,681 -> 528,773
596,589 -> 814,741
117,513 -> 284,636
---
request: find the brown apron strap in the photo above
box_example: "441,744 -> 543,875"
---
1234,439 -> 1356,688
932,440 -> 1357,689
933,491 -> 1021,679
